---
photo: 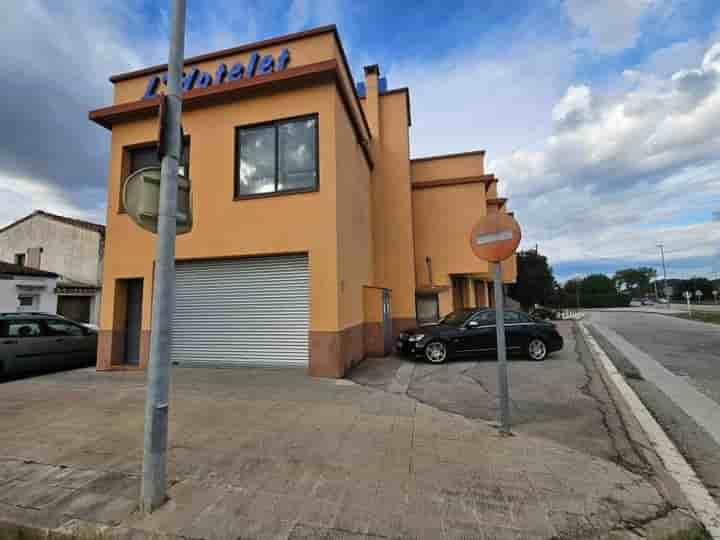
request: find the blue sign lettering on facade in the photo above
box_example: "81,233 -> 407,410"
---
142,48 -> 291,99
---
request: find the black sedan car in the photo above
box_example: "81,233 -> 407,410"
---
397,308 -> 563,363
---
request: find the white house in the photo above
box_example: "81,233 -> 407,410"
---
0,211 -> 105,324
0,261 -> 59,314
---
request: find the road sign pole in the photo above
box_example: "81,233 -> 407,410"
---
141,0 -> 185,513
494,262 -> 511,434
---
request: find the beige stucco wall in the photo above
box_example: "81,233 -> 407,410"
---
335,86 -> 373,330
411,153 -> 485,183
0,215 -> 102,285
412,182 -> 491,288
100,82 -> 342,334
359,89 -> 416,323
115,32 -> 333,104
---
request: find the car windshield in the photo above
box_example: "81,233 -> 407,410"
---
439,310 -> 474,326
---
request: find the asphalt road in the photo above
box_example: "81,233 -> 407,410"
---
669,302 -> 720,313
587,311 -> 720,405
587,310 -> 720,503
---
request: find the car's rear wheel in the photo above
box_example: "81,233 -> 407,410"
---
526,338 -> 547,361
425,341 -> 448,364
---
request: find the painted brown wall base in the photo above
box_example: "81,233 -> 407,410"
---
392,318 -> 417,340
100,326 -> 366,378
341,323 -> 365,371
309,323 -> 366,378
364,321 -> 385,357
96,330 -> 150,371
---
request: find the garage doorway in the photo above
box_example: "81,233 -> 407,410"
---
58,296 -> 92,323
416,294 -> 439,325
171,254 -> 309,368
124,279 -> 143,365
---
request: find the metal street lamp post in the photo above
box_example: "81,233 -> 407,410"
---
657,243 -> 669,309
141,0 -> 186,513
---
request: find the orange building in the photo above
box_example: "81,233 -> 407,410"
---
89,25 -> 517,378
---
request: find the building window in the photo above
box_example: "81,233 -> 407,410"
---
18,296 -> 34,307
235,115 -> 318,197
416,294 -> 440,325
14,253 -> 25,266
121,140 -> 190,212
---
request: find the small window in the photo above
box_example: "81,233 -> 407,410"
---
128,144 -> 190,177
416,294 -> 440,325
121,141 -> 190,212
46,320 -> 85,336
504,312 -> 522,324
14,253 -> 25,266
5,320 -> 43,338
18,296 -> 35,307
236,115 -> 318,197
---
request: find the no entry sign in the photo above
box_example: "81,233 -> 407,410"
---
469,212 -> 521,263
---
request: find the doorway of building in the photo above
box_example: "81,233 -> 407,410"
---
58,296 -> 92,323
124,279 -> 143,365
452,276 -> 465,309
416,294 -> 440,325
382,289 -> 392,353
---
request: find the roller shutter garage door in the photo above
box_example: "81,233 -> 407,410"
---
171,254 -> 309,368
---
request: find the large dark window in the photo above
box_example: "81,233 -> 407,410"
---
236,115 -> 318,197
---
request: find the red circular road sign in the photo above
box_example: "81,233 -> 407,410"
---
469,213 -> 522,263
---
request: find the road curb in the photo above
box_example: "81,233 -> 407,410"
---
579,321 -> 720,539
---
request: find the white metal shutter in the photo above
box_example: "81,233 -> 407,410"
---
171,254 -> 309,368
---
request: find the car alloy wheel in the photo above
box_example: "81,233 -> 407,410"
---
425,341 -> 447,363
527,338 -> 547,361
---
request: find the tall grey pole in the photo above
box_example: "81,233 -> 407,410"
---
141,0 -> 185,513
494,262 -> 511,434
658,243 -> 668,309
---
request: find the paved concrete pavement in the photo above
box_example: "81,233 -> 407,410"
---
0,360 -> 699,539
352,322 -> 637,464
587,311 -> 720,505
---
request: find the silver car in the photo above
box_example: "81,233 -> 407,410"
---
0,313 -> 97,378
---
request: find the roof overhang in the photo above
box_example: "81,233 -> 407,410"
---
411,174 -> 497,191
90,59 -> 373,170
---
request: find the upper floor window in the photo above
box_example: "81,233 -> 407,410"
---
121,140 -> 190,212
235,115 -> 318,198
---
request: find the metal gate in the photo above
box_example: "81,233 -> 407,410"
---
171,254 -> 309,368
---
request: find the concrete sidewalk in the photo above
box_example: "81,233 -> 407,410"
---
0,364 -> 696,539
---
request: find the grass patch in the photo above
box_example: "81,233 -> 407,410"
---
671,311 -> 720,325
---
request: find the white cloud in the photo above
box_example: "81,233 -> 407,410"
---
0,174 -> 105,228
287,0 -> 339,33
490,41 -> 720,276
390,30 -> 577,159
563,0 -> 655,53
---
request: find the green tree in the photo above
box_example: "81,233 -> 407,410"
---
580,274 -> 631,308
677,277 -> 715,301
613,267 -> 657,296
508,250 -> 556,310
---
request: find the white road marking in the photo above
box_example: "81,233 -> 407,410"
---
579,322 -> 720,538
590,321 -> 720,448
474,230 -> 513,245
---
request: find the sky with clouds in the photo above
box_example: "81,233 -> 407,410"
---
0,0 -> 718,282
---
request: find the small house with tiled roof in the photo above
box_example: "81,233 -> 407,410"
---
0,210 -> 104,323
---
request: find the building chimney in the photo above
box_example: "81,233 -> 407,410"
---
363,64 -> 381,140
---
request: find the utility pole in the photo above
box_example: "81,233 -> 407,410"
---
576,279 -> 581,310
493,262 -> 510,434
141,0 -> 186,513
657,243 -> 669,309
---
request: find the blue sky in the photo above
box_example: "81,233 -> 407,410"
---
0,0 -> 719,283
